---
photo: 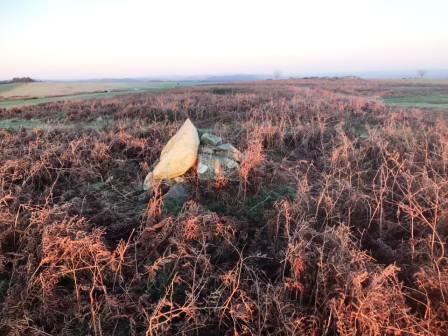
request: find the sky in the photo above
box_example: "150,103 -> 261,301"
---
0,0 -> 447,80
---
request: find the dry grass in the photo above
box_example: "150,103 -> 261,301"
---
0,79 -> 447,335
0,82 -> 132,99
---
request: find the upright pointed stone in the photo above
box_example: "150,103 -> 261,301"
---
153,119 -> 200,180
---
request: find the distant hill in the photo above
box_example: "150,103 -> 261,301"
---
54,74 -> 273,84
200,74 -> 271,82
297,75 -> 362,80
291,70 -> 448,80
0,77 -> 37,84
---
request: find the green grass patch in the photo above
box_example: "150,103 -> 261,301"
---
384,95 -> 448,109
0,118 -> 50,129
0,117 -> 111,130
0,83 -> 21,95
245,185 -> 296,221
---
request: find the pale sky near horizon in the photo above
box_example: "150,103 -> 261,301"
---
0,0 -> 447,79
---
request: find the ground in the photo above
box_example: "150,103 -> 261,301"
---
2,78 -> 448,110
0,81 -> 203,109
0,79 -> 447,335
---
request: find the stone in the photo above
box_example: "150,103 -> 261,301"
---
201,133 -> 223,146
143,172 -> 154,191
153,119 -> 200,180
143,122 -> 241,188
197,153 -> 239,181
223,157 -> 239,169
199,146 -> 215,155
215,143 -> 242,162
159,177 -> 185,188
163,184 -> 189,209
173,176 -> 186,183
197,161 -> 209,175
143,171 -> 186,194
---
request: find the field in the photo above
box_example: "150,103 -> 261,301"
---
377,80 -> 448,109
0,81 -> 201,109
2,78 -> 448,111
384,95 -> 448,109
0,79 -> 448,335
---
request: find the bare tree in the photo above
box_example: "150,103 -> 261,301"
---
273,70 -> 282,80
417,69 -> 427,78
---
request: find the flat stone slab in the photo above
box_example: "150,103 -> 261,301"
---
215,143 -> 242,162
163,184 -> 189,209
201,133 -> 223,146
197,153 -> 239,180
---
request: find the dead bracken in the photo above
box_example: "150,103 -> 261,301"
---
0,79 -> 447,335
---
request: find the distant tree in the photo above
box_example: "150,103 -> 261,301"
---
273,70 -> 282,80
0,77 -> 35,84
3,77 -> 36,84
417,69 -> 427,79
